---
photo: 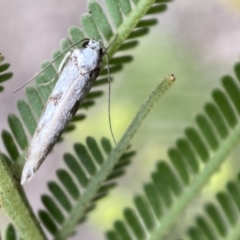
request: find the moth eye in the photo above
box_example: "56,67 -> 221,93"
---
82,40 -> 90,48
99,48 -> 103,55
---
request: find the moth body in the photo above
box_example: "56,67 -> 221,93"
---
21,39 -> 104,184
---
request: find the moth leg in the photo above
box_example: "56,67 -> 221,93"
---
38,51 -> 72,87
58,51 -> 72,73
38,75 -> 59,87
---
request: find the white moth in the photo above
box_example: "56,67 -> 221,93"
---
21,39 -> 105,184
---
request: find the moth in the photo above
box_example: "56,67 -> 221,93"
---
21,38 -> 105,184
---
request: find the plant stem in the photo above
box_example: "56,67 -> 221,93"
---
0,152 -> 47,240
107,0 -> 158,58
55,75 -> 175,240
150,122 -> 240,240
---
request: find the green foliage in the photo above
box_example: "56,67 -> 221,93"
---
1,0 -> 240,240
187,176 -> 240,240
0,53 -> 13,92
38,137 -> 135,238
4,224 -> 17,240
105,62 -> 240,240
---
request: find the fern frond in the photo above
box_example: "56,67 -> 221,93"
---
0,0 -> 174,239
0,54 -> 13,92
186,175 -> 240,240
0,52 -> 4,63
1,0 -> 172,171
4,223 -> 17,240
37,75 -> 175,240
38,137 -> 135,238
105,62 -> 240,240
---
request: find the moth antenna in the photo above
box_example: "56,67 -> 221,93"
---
13,38 -> 90,93
106,53 -> 117,145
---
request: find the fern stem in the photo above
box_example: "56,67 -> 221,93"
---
0,152 -> 47,240
150,123 -> 240,240
55,75 -> 175,240
107,0 -> 158,58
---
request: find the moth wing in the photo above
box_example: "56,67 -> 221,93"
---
21,52 -> 82,184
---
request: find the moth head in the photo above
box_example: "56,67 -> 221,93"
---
82,38 -> 104,56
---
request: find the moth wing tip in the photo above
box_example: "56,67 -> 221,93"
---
21,166 -> 35,185
20,177 -> 27,185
